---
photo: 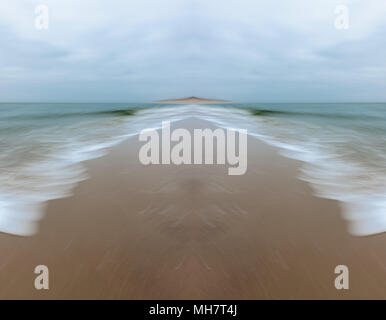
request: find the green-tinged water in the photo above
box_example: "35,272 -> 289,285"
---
0,102 -> 385,236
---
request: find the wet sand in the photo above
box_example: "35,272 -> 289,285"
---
0,118 -> 386,299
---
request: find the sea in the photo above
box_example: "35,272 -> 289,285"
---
0,102 -> 385,236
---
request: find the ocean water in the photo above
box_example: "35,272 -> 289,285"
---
0,102 -> 385,236
199,103 -> 386,236
0,102 -> 185,236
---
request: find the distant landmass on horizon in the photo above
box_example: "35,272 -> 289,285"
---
154,96 -> 232,104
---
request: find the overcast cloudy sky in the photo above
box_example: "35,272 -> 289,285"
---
1,0 -> 386,102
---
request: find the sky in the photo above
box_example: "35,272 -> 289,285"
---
0,0 -> 386,102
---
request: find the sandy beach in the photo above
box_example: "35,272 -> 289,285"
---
0,117 -> 385,299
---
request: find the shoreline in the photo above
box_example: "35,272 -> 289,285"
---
0,118 -> 385,299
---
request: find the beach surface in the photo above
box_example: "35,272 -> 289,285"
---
0,118 -> 386,299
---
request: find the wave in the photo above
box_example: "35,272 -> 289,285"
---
0,103 -> 190,236
255,133 -> 386,236
198,103 -> 386,237
1,102 -> 385,237
0,132 -> 132,236
2,107 -> 144,121
242,106 -> 382,121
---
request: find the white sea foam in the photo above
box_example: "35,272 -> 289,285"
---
1,103 -> 385,237
193,104 -> 386,236
0,105 -> 187,236
0,137 -> 127,236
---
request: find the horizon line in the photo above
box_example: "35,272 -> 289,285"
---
1,101 -> 386,104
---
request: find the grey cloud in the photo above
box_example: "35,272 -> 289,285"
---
0,0 -> 386,102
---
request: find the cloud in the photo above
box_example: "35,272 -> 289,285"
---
0,0 -> 386,101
